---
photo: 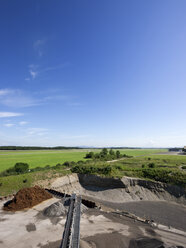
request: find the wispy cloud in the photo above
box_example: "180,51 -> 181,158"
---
60,134 -> 91,140
0,89 -> 14,96
0,89 -> 41,108
19,121 -> 28,126
33,38 -> 46,57
4,123 -> 15,127
29,70 -> 38,79
0,112 -> 23,118
26,62 -> 69,81
0,88 -> 78,108
41,63 -> 69,73
28,64 -> 39,79
27,128 -> 48,136
34,39 -> 46,48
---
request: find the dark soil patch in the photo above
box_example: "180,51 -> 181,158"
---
3,186 -> 52,211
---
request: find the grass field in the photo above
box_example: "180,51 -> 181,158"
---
1,148 -> 186,196
0,149 -> 89,172
0,149 -> 168,172
112,154 -> 186,169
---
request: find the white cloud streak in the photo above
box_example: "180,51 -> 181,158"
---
0,88 -> 41,107
29,69 -> 38,79
4,123 -> 15,127
0,89 -> 14,96
0,112 -> 23,118
28,64 -> 39,79
33,39 -> 46,57
27,128 -> 48,136
27,63 -> 69,80
19,121 -> 28,126
0,88 -> 78,108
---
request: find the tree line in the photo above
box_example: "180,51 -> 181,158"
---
85,148 -> 132,161
0,146 -> 80,150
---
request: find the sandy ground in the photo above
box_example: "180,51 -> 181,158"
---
0,197 -> 186,248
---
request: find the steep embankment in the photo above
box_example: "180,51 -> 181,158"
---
49,174 -> 186,204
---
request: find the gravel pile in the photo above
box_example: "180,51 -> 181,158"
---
44,197 -> 88,217
44,201 -> 68,217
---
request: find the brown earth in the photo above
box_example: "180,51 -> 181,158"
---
3,186 -> 52,211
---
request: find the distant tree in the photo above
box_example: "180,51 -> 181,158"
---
85,152 -> 94,159
101,148 -> 108,156
109,149 -> 115,156
116,150 -> 121,158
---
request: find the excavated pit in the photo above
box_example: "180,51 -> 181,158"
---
49,174 -> 186,205
48,174 -> 186,232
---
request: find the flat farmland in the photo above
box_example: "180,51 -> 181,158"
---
118,148 -> 168,156
0,148 -> 168,172
0,149 -> 90,172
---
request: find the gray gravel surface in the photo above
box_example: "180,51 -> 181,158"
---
97,200 -> 186,231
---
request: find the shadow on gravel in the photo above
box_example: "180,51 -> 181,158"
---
128,237 -> 184,248
129,237 -> 163,248
78,174 -> 125,191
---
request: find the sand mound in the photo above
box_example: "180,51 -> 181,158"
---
3,186 -> 52,211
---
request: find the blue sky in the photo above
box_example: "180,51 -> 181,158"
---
0,0 -> 186,147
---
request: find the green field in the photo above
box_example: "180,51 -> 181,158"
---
112,154 -> 186,169
0,149 -> 89,172
118,149 -> 168,156
0,148 -> 168,172
1,148 -> 186,196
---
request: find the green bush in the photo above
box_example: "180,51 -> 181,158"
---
85,152 -> 94,158
71,164 -> 112,175
63,161 -> 76,167
141,168 -> 186,186
148,163 -> 155,168
14,162 -> 29,173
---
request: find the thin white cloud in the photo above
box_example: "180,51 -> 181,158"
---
28,64 -> 39,79
0,88 -> 41,107
33,39 -> 46,57
41,63 -> 69,73
19,121 -> 28,126
60,134 -> 91,140
4,123 -> 15,127
0,112 -> 23,118
29,69 -> 38,79
27,128 -> 48,136
27,63 -> 69,80
0,89 -> 14,96
0,88 -> 78,108
33,39 -> 46,48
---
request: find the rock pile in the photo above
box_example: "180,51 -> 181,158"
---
3,186 -> 52,211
